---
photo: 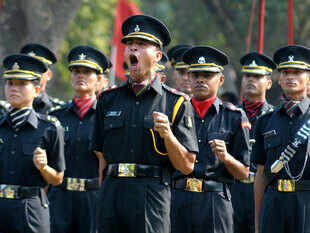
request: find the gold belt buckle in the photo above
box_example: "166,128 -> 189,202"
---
278,179 -> 295,192
0,185 -> 18,199
66,178 -> 86,191
185,178 -> 203,192
118,163 -> 136,177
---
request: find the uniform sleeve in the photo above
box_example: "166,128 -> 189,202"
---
252,117 -> 266,165
230,110 -> 251,166
46,123 -> 65,172
172,100 -> 199,154
92,97 -> 105,152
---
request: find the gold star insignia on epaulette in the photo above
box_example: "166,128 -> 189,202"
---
48,105 -> 61,113
53,98 -> 65,105
46,115 -> 61,127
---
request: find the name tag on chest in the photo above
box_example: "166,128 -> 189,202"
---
106,111 -> 122,117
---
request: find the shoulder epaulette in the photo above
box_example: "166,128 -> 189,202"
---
0,100 -> 10,110
103,85 -> 119,92
47,105 -> 64,114
260,107 -> 275,118
50,97 -> 66,106
224,102 -> 243,112
39,114 -> 61,127
162,84 -> 190,101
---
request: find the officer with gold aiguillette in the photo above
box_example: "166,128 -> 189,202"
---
254,45 -> 310,233
93,14 -> 199,233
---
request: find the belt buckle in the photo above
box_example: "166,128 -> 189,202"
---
0,185 -> 17,199
278,179 -> 295,192
118,163 -> 136,177
185,178 -> 203,192
66,178 -> 86,191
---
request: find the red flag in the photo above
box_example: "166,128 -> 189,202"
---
111,0 -> 141,81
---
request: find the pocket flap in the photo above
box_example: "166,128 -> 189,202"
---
23,143 -> 37,155
264,135 -> 281,150
207,131 -> 231,142
104,113 -> 124,130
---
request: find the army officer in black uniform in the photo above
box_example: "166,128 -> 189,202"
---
230,52 -> 275,233
0,54 -> 65,233
48,45 -> 110,233
171,46 -> 251,233
93,15 -> 199,233
254,45 -> 310,233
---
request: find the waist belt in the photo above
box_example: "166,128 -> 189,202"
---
172,178 -> 224,192
106,163 -> 162,178
61,177 -> 99,191
239,171 -> 255,184
269,179 -> 310,192
0,184 -> 41,199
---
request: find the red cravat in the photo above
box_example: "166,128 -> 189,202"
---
191,97 -> 216,118
73,96 -> 96,118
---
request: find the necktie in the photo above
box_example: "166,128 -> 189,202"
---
9,107 -> 32,130
283,100 -> 300,118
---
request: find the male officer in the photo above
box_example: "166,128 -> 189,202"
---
93,15 -> 199,233
0,54 -> 65,233
167,44 -> 193,96
230,52 -> 275,233
48,45 -> 109,233
254,45 -> 310,233
171,46 -> 250,233
21,43 -> 65,114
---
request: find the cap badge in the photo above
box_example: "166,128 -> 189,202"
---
78,53 -> 86,60
12,62 -> 20,70
249,60 -> 257,67
198,56 -> 206,64
28,51 -> 36,57
289,55 -> 294,62
134,25 -> 140,32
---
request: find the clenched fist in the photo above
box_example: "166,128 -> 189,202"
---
153,111 -> 172,139
33,147 -> 48,171
208,139 -> 229,162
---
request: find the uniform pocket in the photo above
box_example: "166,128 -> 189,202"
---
104,114 -> 125,130
23,143 -> 37,156
207,131 -> 231,145
263,135 -> 281,150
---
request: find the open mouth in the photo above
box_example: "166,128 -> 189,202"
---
129,54 -> 139,69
